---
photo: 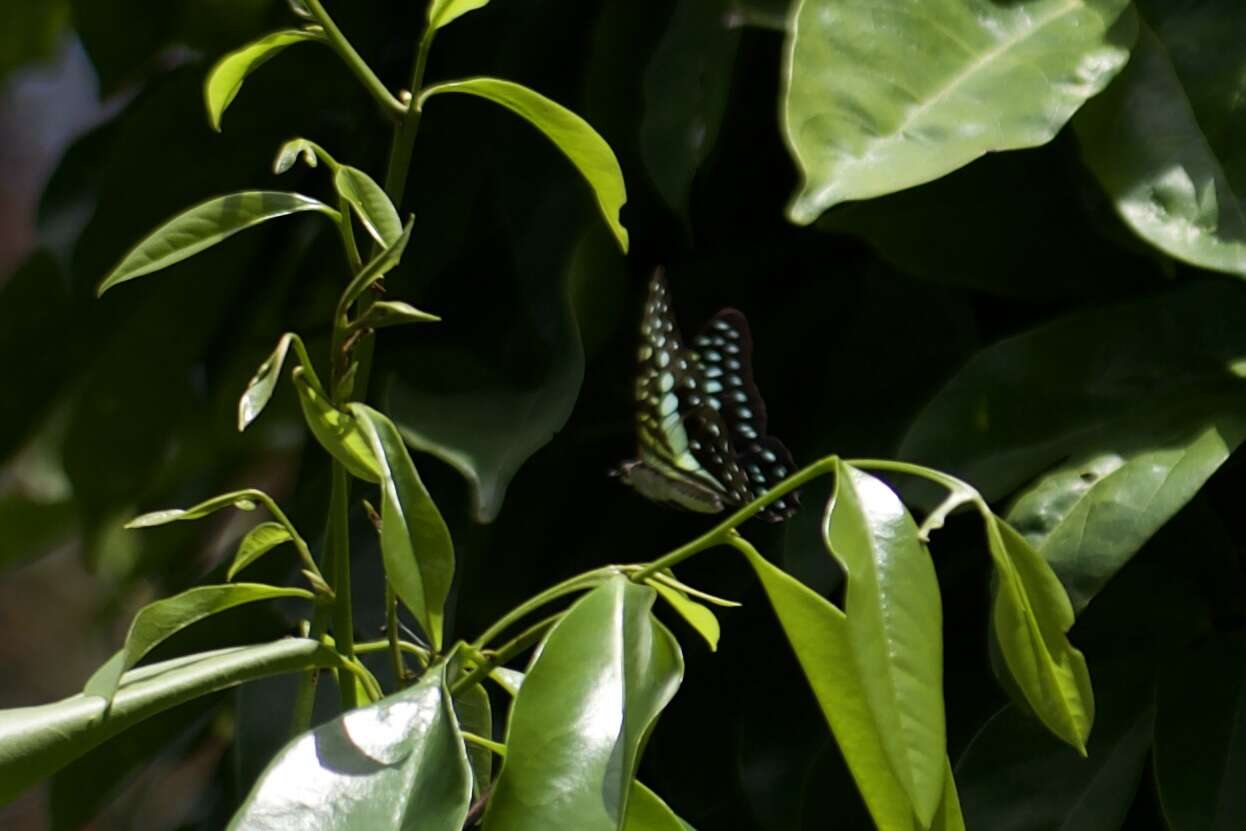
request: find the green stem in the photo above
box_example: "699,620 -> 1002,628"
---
303,0 -> 406,119
631,455 -> 840,582
356,638 -> 432,663
337,196 -> 363,272
453,613 -> 562,696
328,462 -> 359,709
385,582 -> 409,686
461,731 -> 507,757
382,28 -> 435,205
470,566 -> 620,651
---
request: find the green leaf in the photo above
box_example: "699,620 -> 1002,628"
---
97,191 -> 334,295
649,580 -> 721,652
350,404 -> 455,652
420,77 -> 629,251
483,577 -> 683,830
738,542 -> 964,831
334,165 -> 403,249
427,0 -> 491,31
625,781 -> 696,831
339,218 -> 415,310
781,0 -> 1136,222
1075,13 -> 1246,277
1007,414 -> 1246,614
0,639 -> 338,805
83,583 -> 314,705
353,300 -> 441,330
901,282 -> 1246,609
824,461 -> 945,825
291,367 -> 381,483
273,137 -> 320,174
640,0 -> 739,218
238,332 -> 304,432
453,682 -> 493,800
1154,633 -> 1246,831
983,514 -> 1094,753
227,522 -> 294,580
229,661 -> 472,830
125,490 -> 261,528
204,30 -> 325,132
957,659 -> 1154,830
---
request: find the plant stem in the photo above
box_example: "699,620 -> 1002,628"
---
385,582 -> 408,687
328,462 -> 358,709
383,29 -> 435,205
356,637 -> 431,662
303,0 -> 406,119
469,566 -> 620,651
631,455 -> 840,582
453,613 -> 562,696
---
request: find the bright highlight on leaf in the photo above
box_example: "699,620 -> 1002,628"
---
97,191 -> 334,295
334,165 -> 403,248
83,584 -> 314,705
781,0 -> 1136,222
291,368 -> 381,483
427,0 -> 491,31
125,490 -> 262,528
350,403 -> 455,652
649,580 -> 721,652
353,299 -> 440,330
420,77 -> 629,251
204,29 -> 325,132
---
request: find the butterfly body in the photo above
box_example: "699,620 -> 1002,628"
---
617,270 -> 799,523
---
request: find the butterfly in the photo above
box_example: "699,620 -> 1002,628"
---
615,269 -> 799,522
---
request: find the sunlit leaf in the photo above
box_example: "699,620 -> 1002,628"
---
625,781 -> 696,831
649,580 -> 721,652
334,165 -> 403,249
227,522 -> 294,580
291,367 -> 381,483
738,542 -> 964,830
427,0 -> 491,30
353,300 -> 440,330
204,29 -> 325,132
824,461 -> 945,825
781,0 -> 1136,222
125,490 -> 261,528
0,640 -> 338,806
83,583 -> 313,704
420,77 -> 629,251
483,578 -> 683,830
984,514 -> 1094,753
238,332 -> 314,432
339,219 -> 414,309
350,404 -> 455,652
97,191 -> 334,295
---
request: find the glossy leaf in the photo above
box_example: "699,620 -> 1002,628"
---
0,639 -> 338,805
1154,633 -> 1246,831
420,77 -> 629,251
781,0 -> 1136,222
738,543 -> 964,830
334,165 -> 403,249
350,404 -> 455,652
125,490 -> 260,528
427,0 -> 491,30
1075,16 -> 1246,277
97,191 -> 334,295
204,30 -> 324,132
227,522 -> 294,580
824,461 -> 945,825
640,0 -> 739,218
625,782 -> 695,831
984,514 -> 1094,753
291,367 -> 381,483
483,577 -> 683,830
353,300 -> 441,330
1007,413 -> 1246,613
229,662 -> 472,830
649,580 -> 721,652
238,332 -> 301,431
84,583 -> 313,704
454,682 -> 493,799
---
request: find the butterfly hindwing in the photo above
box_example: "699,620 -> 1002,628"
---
691,310 -> 768,446
736,436 -> 800,522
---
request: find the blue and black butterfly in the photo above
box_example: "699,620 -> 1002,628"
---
616,269 -> 799,522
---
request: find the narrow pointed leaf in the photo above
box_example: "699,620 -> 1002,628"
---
204,30 -> 324,132
125,490 -> 261,528
350,404 -> 455,652
427,0 -> 491,30
97,191 -> 333,295
334,165 -> 403,248
782,0 -> 1136,222
453,683 -> 493,799
739,543 -> 964,830
354,300 -> 440,330
824,461 -> 945,826
229,662 -> 472,830
339,219 -> 414,309
238,332 -> 298,431
291,367 -> 381,483
626,782 -> 696,831
83,584 -> 313,704
483,578 -> 683,830
420,77 -> 629,251
984,513 -> 1094,753
649,580 -> 720,652
227,522 -> 294,580
0,639 -> 338,806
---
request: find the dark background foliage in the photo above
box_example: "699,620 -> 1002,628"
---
0,0 -> 1242,828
